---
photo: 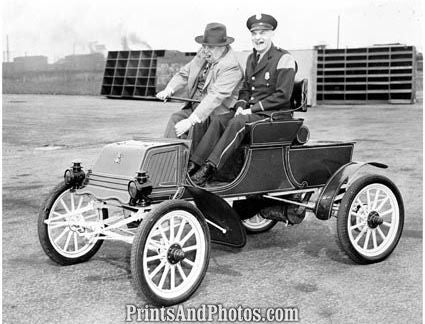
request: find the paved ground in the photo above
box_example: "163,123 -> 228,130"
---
2,94 -> 422,323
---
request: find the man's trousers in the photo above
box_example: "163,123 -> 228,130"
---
190,112 -> 235,166
206,114 -> 268,169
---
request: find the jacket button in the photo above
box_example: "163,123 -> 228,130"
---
251,86 -> 255,91
251,76 -> 255,80
250,96 -> 254,100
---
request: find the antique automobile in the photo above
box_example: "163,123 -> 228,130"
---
38,79 -> 404,306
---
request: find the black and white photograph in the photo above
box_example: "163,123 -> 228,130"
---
2,0 -> 423,323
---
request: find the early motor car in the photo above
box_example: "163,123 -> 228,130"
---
38,79 -> 404,306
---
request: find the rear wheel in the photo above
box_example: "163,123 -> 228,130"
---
242,213 -> 277,234
38,182 -> 104,265
336,175 -> 404,264
131,200 -> 210,306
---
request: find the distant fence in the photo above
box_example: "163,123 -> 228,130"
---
3,70 -> 103,95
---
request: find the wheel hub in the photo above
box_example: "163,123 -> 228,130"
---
367,211 -> 383,228
68,213 -> 85,232
167,243 -> 185,264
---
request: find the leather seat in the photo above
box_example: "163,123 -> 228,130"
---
246,78 -> 309,146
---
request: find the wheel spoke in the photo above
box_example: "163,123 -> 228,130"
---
50,212 -> 67,221
73,232 -> 79,251
60,198 -> 71,214
49,222 -> 68,229
182,244 -> 198,252
377,226 -> 386,240
149,261 -> 165,279
349,221 -> 366,231
175,219 -> 187,242
372,189 -> 380,210
146,254 -> 163,263
177,263 -> 187,280
169,215 -> 175,242
372,230 -> 378,248
366,190 -> 371,211
376,195 -> 389,212
83,213 -> 99,220
363,229 -> 371,249
350,211 -> 363,218
147,240 -> 164,251
354,226 -> 368,244
76,196 -> 83,210
379,208 -> 394,217
180,229 -> 195,246
170,265 -> 176,290
158,224 -> 169,245
70,193 -> 75,211
182,258 -> 194,267
382,221 -> 392,228
54,227 -> 69,243
158,264 -> 170,289
63,231 -> 73,251
355,198 -> 364,211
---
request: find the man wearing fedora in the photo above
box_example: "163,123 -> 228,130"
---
191,13 -> 297,186
157,22 -> 243,167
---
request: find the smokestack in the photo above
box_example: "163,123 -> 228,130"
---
121,36 -> 130,51
6,35 -> 10,62
337,15 -> 340,49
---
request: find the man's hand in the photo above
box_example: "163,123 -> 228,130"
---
175,119 -> 192,137
234,107 -> 244,116
234,100 -> 247,110
235,108 -> 252,116
156,86 -> 173,101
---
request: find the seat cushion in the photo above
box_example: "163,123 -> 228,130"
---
246,119 -> 304,146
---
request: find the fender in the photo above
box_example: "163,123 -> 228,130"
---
315,161 -> 388,220
184,186 -> 246,248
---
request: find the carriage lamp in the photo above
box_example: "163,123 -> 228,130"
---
128,171 -> 153,206
64,160 -> 86,189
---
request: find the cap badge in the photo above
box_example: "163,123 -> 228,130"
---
114,153 -> 122,164
265,72 -> 270,80
256,13 -> 262,20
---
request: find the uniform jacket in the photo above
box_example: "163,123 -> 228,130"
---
167,48 -> 243,122
237,44 -> 297,116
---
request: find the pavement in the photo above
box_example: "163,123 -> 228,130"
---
2,94 -> 422,323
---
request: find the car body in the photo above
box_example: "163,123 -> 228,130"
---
38,79 -> 404,306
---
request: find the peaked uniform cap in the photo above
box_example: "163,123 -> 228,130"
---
246,13 -> 278,31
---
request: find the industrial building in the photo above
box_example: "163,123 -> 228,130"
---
3,45 -> 420,103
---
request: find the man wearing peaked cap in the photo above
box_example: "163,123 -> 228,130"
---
191,13 -> 297,186
158,22 -> 243,175
246,13 -> 278,31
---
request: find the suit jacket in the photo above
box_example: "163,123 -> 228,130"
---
237,44 -> 297,116
167,48 -> 243,122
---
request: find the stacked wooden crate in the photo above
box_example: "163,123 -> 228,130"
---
100,50 -> 196,99
316,45 -> 416,104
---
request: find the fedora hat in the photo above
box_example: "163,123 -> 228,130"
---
195,22 -> 234,46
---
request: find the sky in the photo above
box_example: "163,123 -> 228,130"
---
2,0 -> 423,63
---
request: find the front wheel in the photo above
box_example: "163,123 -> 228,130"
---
38,182 -> 104,265
336,175 -> 404,264
131,200 -> 210,306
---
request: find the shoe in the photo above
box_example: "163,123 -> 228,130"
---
187,161 -> 200,176
191,162 -> 216,187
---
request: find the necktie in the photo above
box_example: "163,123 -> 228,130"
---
202,63 -> 211,78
